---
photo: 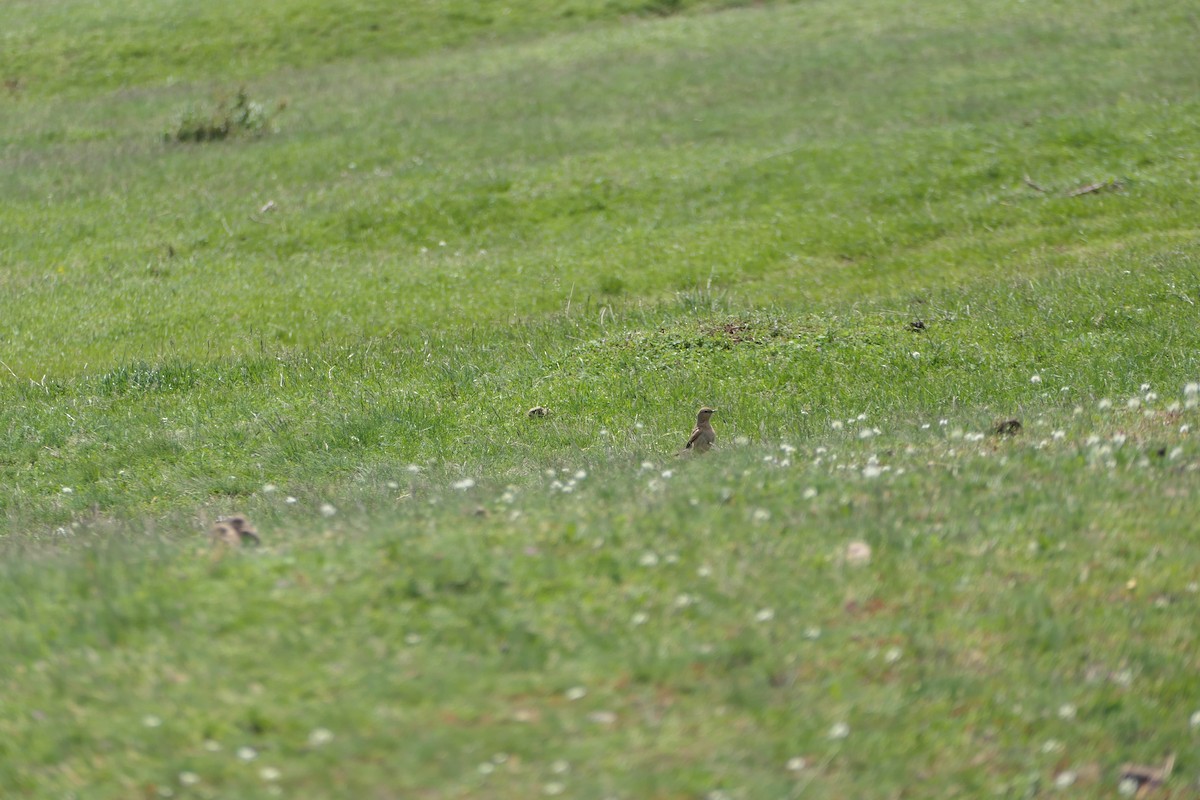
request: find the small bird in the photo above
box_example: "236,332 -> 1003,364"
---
681,407 -> 717,454
992,418 -> 1022,437
526,406 -> 550,418
209,515 -> 261,548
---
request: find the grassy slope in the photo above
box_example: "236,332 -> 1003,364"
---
1,0 -> 1197,522
1,0 -> 750,97
2,0 -> 1200,797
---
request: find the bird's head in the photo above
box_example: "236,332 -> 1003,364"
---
697,407 -> 716,422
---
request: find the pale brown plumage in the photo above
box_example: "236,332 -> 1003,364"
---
682,407 -> 716,454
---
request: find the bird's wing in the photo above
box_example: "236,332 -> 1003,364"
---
685,427 -> 702,449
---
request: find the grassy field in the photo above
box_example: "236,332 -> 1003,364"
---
2,0 -> 1200,796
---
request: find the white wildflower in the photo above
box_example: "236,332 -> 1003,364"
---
1054,770 -> 1076,789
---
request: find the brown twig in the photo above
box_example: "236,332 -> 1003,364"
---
1023,175 -> 1048,193
1067,179 -> 1121,197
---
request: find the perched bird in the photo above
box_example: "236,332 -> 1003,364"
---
209,515 -> 261,548
681,407 -> 717,454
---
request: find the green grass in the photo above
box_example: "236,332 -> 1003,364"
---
1,0 -> 750,98
2,0 -> 1200,796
